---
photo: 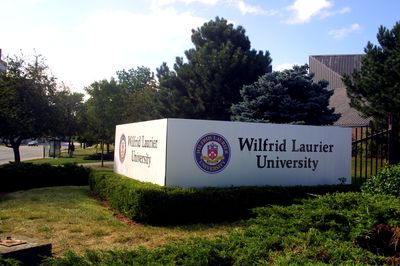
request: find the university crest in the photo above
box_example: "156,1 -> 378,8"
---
194,133 -> 231,174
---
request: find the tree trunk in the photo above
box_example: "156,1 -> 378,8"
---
388,113 -> 400,164
101,140 -> 104,167
8,137 -> 23,163
12,145 -> 21,163
107,143 -> 110,154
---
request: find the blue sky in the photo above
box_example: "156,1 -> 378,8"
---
1,0 -> 399,92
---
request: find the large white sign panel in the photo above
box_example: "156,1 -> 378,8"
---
114,119 -> 351,187
114,119 -> 167,186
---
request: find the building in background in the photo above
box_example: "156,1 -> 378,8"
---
309,54 -> 370,127
0,49 -> 6,72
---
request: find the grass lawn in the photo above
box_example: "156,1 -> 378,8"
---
25,146 -> 112,166
0,186 -> 238,257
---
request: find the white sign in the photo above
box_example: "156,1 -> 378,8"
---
114,119 -> 351,187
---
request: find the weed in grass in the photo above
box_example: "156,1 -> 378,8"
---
68,226 -> 84,233
37,225 -> 54,234
27,215 -> 44,220
115,236 -> 135,244
91,229 -> 110,238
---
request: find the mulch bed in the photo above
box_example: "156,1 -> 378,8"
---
355,223 -> 400,265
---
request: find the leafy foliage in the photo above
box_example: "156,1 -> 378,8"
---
85,78 -> 126,144
45,192 -> 400,265
231,65 -> 340,125
116,66 -> 154,92
157,17 -> 272,120
89,170 -> 357,225
361,164 -> 400,197
0,53 -> 58,161
81,67 -> 160,147
0,256 -> 20,266
52,86 -> 85,140
0,162 -> 90,192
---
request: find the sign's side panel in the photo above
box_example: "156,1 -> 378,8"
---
166,119 -> 351,187
114,119 -> 168,186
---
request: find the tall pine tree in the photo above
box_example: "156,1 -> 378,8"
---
343,21 -> 400,163
157,17 -> 272,120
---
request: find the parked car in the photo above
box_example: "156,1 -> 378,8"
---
27,140 -> 39,146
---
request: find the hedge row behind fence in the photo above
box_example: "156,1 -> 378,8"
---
0,163 -> 90,192
89,171 -> 359,225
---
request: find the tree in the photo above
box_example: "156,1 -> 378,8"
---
158,17 -> 272,120
52,85 -> 85,143
231,65 -> 340,125
123,84 -> 161,123
85,78 -> 126,165
343,21 -> 400,163
0,53 -> 57,162
117,66 -> 161,122
116,66 -> 154,92
85,78 -> 125,144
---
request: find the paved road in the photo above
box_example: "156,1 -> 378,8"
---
0,144 -> 48,165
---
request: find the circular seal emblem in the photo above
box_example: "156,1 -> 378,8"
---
119,134 -> 126,163
194,133 -> 231,174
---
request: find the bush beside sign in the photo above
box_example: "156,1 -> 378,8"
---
114,119 -> 351,187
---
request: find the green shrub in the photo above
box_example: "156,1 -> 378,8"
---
89,171 -> 359,225
83,153 -> 114,161
0,162 -> 90,192
45,192 -> 400,265
361,164 -> 400,196
0,256 -> 20,266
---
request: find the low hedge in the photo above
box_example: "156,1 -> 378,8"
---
84,153 -> 114,161
89,171 -> 359,225
0,162 -> 90,192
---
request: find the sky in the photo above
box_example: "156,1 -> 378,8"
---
1,0 -> 399,93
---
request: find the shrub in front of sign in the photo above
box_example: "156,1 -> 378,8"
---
89,170 -> 358,225
0,162 -> 90,192
362,164 -> 400,197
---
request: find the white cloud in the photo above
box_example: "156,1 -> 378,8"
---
152,0 -> 218,9
69,8 -> 206,89
2,7 -> 207,92
320,6 -> 351,18
229,0 -> 277,16
153,0 -> 277,16
328,23 -> 361,39
274,63 -> 299,71
286,0 -> 332,24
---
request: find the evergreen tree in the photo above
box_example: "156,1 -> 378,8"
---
158,17 -> 272,120
231,65 -> 340,125
343,21 -> 400,163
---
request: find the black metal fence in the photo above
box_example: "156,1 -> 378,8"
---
352,126 -> 389,184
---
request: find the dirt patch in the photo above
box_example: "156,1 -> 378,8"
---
355,223 -> 400,264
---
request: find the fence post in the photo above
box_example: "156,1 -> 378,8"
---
388,113 -> 400,165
